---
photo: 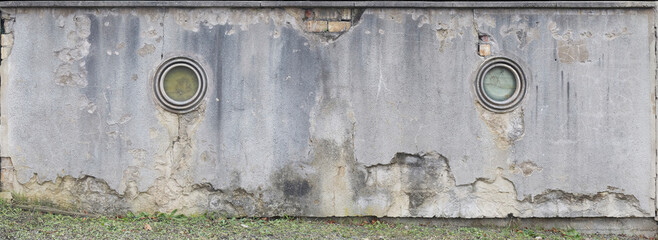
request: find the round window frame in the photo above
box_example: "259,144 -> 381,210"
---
154,57 -> 208,113
475,57 -> 527,113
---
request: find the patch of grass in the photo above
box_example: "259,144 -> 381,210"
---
561,227 -> 583,240
0,202 -> 651,239
10,192 -> 29,204
10,192 -> 75,211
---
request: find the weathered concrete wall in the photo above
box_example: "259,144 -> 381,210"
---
0,5 -> 655,219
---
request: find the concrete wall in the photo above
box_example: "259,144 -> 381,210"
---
0,3 -> 656,221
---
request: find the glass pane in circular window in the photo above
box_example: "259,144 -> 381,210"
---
163,66 -> 199,102
482,66 -> 516,101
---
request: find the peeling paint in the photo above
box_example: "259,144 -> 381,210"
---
549,21 -> 589,63
137,43 -> 155,57
511,161 -> 542,177
2,170 -> 267,215
77,95 -> 96,114
557,39 -> 589,63
436,23 -> 457,53
0,102 -> 272,215
475,104 -> 525,149
433,17 -> 468,52
358,152 -> 647,218
605,27 -> 631,40
0,123 -> 650,217
499,15 -> 539,49
171,8 -> 305,33
54,14 -> 90,87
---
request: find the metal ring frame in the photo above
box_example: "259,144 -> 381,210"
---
474,57 -> 527,113
154,57 -> 207,113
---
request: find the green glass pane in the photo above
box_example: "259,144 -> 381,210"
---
483,66 -> 516,101
163,66 -> 199,102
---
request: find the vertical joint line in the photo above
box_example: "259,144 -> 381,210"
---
654,8 -> 658,221
0,6 -> 3,188
0,11 -> 5,126
161,7 -> 165,60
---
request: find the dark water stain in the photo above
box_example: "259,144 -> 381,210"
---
283,179 -> 311,197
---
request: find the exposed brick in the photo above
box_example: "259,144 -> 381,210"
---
479,35 -> 490,42
304,9 -> 313,20
341,9 -> 352,20
3,20 -> 13,33
0,158 -> 14,192
328,21 -> 351,33
1,34 -> 13,47
312,8 -> 341,20
1,47 -> 11,59
478,43 -> 491,57
306,20 -> 328,32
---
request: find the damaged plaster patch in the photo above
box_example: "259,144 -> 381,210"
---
431,15 -> 470,53
580,31 -> 593,38
358,152 -> 647,218
2,169 -> 267,216
473,14 -> 496,29
170,8 -> 305,33
2,136 -> 648,217
54,14 -> 91,87
137,43 -> 156,57
436,23 -> 458,53
362,152 -> 454,217
306,82 -> 361,216
604,27 -> 631,40
77,95 -> 96,114
1,103 -> 266,215
169,8 -> 361,44
557,39 -> 588,63
511,161 -> 542,177
0,158 -> 15,191
369,9 -> 473,52
549,21 -> 589,63
500,15 -> 539,49
475,104 -> 525,149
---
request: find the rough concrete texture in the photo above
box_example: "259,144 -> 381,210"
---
0,7 -> 655,219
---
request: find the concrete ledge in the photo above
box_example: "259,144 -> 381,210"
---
387,217 -> 658,236
308,217 -> 658,237
0,1 -> 654,8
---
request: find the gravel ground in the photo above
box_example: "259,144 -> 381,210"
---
0,201 -> 653,239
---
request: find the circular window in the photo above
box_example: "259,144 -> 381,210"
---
154,57 -> 207,113
475,57 -> 526,112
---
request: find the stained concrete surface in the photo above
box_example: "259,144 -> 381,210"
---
0,6 -> 655,222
